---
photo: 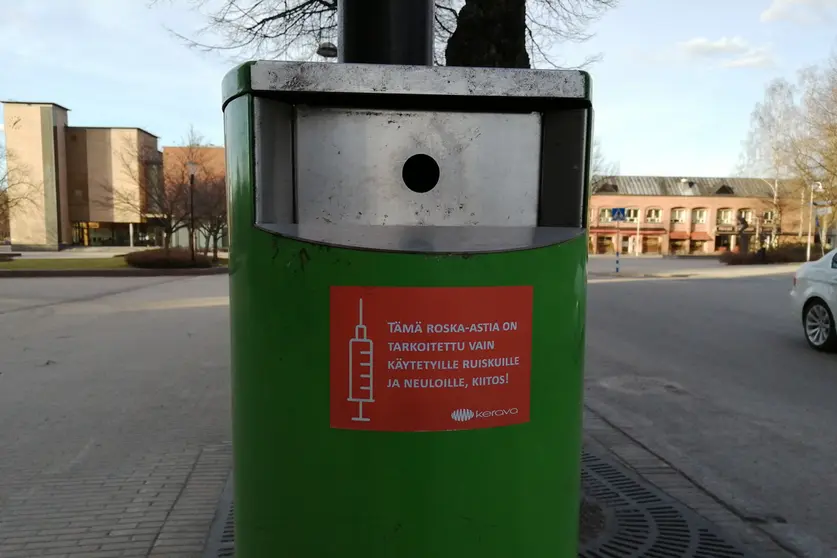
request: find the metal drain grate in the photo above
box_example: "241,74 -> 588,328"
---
579,450 -> 753,558
206,451 -> 754,557
216,503 -> 235,558
202,477 -> 234,558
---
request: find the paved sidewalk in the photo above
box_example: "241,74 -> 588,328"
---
0,413 -> 797,558
584,406 -> 795,557
0,443 -> 232,558
0,276 -> 233,558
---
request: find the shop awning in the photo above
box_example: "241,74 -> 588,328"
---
669,231 -> 690,240
691,232 -> 713,241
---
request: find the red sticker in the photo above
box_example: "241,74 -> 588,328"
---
330,286 -> 532,432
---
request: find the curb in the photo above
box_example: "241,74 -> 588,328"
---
0,267 -> 229,278
588,272 -> 669,278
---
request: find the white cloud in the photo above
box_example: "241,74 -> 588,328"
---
679,37 -> 751,57
761,0 -> 837,23
721,48 -> 775,68
678,37 -> 775,69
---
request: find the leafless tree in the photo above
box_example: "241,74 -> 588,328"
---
0,142 -> 41,244
787,60 -> 837,251
738,79 -> 802,246
154,127 -> 228,260
743,54 -> 837,251
109,138 -> 190,252
194,174 -> 227,261
158,127 -> 227,257
149,0 -> 617,68
590,138 -> 619,184
587,138 -> 619,234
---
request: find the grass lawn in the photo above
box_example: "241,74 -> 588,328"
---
0,257 -> 129,270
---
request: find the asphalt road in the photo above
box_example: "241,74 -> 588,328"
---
1,263 -> 834,556
0,276 -> 231,484
586,269 -> 837,554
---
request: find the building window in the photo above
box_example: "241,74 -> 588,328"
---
646,208 -> 662,223
762,210 -> 775,224
717,208 -> 733,225
738,208 -> 753,224
598,208 -> 612,223
692,208 -> 707,224
671,208 -> 687,223
626,208 -> 639,223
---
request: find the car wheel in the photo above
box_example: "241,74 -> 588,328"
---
803,299 -> 837,352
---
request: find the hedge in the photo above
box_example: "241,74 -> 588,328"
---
124,248 -> 213,269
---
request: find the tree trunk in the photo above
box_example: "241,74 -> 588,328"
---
212,234 -> 219,263
445,0 -> 530,68
203,231 -> 211,256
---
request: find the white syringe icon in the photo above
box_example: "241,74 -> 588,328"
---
348,298 -> 374,422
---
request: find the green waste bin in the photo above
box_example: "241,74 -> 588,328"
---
223,60 -> 592,557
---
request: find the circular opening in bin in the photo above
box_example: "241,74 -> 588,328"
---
402,154 -> 440,193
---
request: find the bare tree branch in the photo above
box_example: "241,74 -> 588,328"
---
741,54 -> 837,247
149,0 -> 617,67
1,142 -> 43,244
590,138 -> 619,184
101,133 -> 205,252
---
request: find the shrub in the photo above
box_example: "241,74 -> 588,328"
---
124,248 -> 213,269
720,244 -> 809,265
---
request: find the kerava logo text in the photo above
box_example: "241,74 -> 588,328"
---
450,408 -> 519,422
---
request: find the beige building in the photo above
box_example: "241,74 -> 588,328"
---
589,176 -> 816,255
2,101 -> 160,249
2,102 -> 71,249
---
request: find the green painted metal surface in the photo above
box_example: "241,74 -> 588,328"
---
225,94 -> 587,557
221,63 -> 254,110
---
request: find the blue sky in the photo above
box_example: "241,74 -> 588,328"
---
0,0 -> 835,176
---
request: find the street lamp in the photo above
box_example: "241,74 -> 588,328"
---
186,161 -> 198,264
806,181 -> 824,261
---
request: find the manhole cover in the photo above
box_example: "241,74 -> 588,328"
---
205,451 -> 755,557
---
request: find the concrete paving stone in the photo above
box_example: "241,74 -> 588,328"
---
98,541 -> 154,552
151,542 -> 205,551
0,444 -> 231,557
55,532 -> 105,541
26,540 -> 86,550
108,527 -> 159,537
2,535 -> 58,544
38,527 -> 96,536
154,535 -> 209,546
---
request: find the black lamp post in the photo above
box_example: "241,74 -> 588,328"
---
187,162 -> 197,264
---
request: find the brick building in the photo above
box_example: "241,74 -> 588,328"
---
2,100 -> 226,249
589,176 -> 809,255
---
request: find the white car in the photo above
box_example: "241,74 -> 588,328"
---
790,248 -> 837,352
